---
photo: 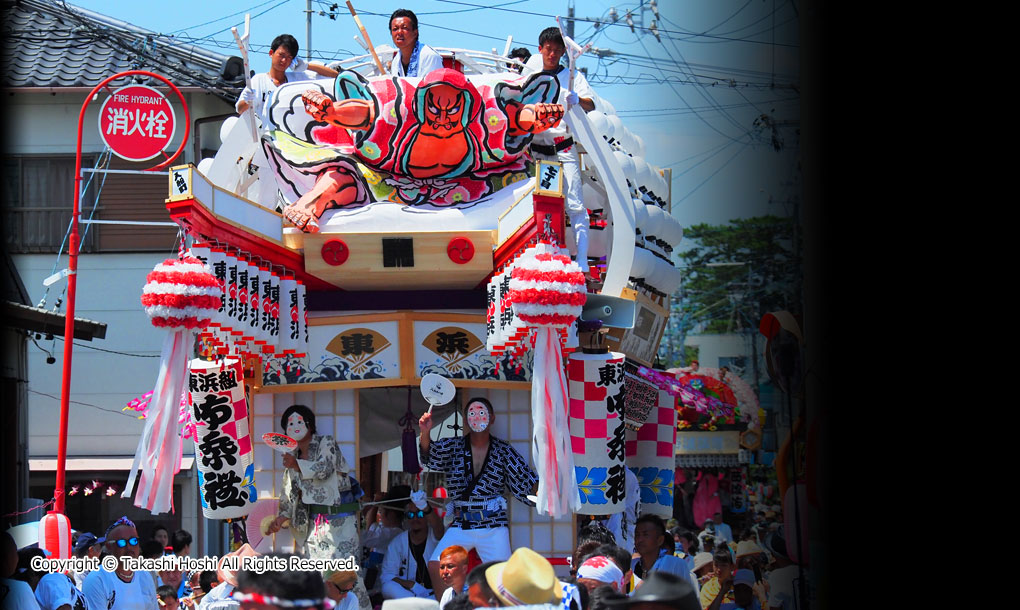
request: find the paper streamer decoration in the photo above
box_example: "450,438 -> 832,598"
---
125,256 -> 221,515
509,241 -> 587,518
189,357 -> 257,520
568,351 -> 626,515
625,389 -> 677,518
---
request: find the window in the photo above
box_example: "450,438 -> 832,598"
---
2,156 -> 98,253
2,155 -> 178,253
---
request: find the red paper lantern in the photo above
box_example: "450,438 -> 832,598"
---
508,248 -> 586,328
141,256 -> 223,329
39,511 -> 72,559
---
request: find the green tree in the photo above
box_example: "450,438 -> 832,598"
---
678,215 -> 800,334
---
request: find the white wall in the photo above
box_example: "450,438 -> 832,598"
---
4,90 -> 232,159
15,252 -> 192,458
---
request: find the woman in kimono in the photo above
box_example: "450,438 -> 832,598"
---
266,404 -> 370,610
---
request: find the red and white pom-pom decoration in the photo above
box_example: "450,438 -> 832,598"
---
141,256 -> 223,329
509,246 -> 587,328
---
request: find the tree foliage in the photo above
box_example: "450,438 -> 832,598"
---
677,215 -> 800,334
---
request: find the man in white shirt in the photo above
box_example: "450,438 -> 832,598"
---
712,512 -> 733,545
236,33 -> 338,126
82,516 -> 158,610
380,500 -> 444,600
388,9 -> 444,78
197,543 -> 258,610
34,572 -> 88,610
1,532 -> 40,610
436,545 -> 469,610
529,27 -> 597,276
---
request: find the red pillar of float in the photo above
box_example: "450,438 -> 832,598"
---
54,71 -> 190,514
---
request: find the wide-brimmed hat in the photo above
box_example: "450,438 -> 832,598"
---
603,572 -> 699,609
692,552 -> 714,573
486,547 -> 563,606
735,540 -> 764,559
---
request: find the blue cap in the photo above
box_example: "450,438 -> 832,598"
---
73,532 -> 99,553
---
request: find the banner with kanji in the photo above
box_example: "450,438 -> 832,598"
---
568,351 -> 626,515
189,358 -> 257,520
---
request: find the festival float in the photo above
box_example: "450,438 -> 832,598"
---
138,18 -> 687,561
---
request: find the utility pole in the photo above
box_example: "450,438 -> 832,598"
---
566,1 -> 575,39
306,0 -> 313,61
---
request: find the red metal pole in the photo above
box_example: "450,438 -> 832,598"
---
54,71 -> 190,514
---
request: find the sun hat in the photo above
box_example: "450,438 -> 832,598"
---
692,552 -> 714,573
735,540 -> 763,559
485,547 -> 563,606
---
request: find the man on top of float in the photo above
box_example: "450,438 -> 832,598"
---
389,9 -> 445,77
418,397 -> 539,602
529,26 -> 597,279
236,33 -> 339,123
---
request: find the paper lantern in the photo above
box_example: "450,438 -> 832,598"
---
569,351 -> 626,515
243,258 -> 260,342
587,111 -> 609,141
625,389 -> 677,518
278,275 -> 297,355
190,357 -> 257,520
297,280 -> 309,354
432,487 -> 448,518
623,372 -> 659,429
38,511 -> 72,560
262,268 -> 281,351
141,257 -> 221,329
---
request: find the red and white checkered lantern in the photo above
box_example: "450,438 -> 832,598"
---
624,389 -> 678,518
38,511 -> 72,560
568,351 -> 626,515
141,256 -> 222,329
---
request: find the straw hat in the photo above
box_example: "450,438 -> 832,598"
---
692,552 -> 714,573
735,540 -> 764,559
485,547 -> 563,606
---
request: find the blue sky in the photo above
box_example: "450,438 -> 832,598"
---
67,0 -> 801,228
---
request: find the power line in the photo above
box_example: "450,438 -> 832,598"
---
28,389 -> 148,420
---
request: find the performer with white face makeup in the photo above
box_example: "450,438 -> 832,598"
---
418,397 -> 539,601
267,404 -> 371,610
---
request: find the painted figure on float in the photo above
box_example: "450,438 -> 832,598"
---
260,66 -> 567,231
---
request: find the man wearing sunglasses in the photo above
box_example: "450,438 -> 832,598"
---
82,516 -> 158,610
379,500 -> 445,601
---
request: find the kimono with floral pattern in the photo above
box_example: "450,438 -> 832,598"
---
279,434 -> 370,610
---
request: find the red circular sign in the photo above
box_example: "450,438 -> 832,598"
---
98,84 -> 177,162
321,239 -> 350,266
447,237 -> 475,264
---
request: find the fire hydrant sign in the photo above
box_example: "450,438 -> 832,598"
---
98,84 -> 176,162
